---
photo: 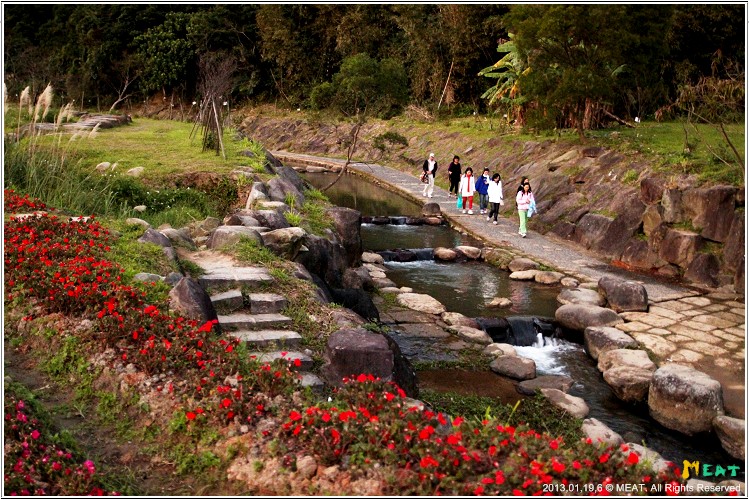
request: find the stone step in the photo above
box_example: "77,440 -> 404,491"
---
218,312 -> 292,331
210,289 -> 244,314
198,267 -> 273,292
250,350 -> 313,371
248,292 -> 288,314
297,372 -> 324,389
228,330 -> 302,348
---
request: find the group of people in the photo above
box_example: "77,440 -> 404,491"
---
422,153 -> 536,238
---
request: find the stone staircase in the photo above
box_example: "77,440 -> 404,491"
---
209,284 -> 322,388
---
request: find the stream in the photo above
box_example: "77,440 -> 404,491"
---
303,171 -> 741,474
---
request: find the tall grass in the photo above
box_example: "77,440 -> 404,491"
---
4,140 -> 130,216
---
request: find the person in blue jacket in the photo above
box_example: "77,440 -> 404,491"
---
475,167 -> 491,214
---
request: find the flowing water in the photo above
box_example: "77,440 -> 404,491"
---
302,170 -> 742,474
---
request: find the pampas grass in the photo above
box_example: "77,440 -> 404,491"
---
33,83 -> 54,123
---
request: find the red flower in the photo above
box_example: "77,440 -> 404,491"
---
599,453 -> 610,464
549,439 -> 559,450
330,428 -> 341,445
627,452 -> 639,465
186,411 -> 196,420
289,410 -> 302,421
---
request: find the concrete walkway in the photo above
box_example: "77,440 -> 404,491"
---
273,150 -> 746,417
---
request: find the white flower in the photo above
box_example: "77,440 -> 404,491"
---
223,101 -> 228,106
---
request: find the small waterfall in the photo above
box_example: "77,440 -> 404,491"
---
480,316 -> 561,347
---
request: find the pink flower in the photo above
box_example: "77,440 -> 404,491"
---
30,430 -> 40,440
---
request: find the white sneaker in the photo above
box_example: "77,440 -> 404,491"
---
468,210 -> 473,215
521,233 -> 526,238
493,221 -> 498,225
486,216 -> 491,221
462,209 -> 467,214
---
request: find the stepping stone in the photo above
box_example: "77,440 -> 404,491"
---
297,372 -> 325,388
248,293 -> 288,314
228,330 -> 302,348
210,289 -> 244,313
218,313 -> 292,331
198,267 -> 273,292
250,351 -> 313,371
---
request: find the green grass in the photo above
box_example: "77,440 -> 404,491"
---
589,120 -> 744,185
105,220 -> 179,278
7,112 -> 266,182
420,390 -> 583,442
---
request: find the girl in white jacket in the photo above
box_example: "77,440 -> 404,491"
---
486,173 -> 504,224
516,181 -> 535,237
458,167 -> 476,214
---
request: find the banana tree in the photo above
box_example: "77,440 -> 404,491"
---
478,34 -> 529,125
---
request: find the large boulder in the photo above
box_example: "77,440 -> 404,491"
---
723,213 -> 745,273
584,326 -> 638,361
342,267 -> 375,291
640,177 -> 664,205
489,355 -> 536,380
168,277 -> 218,325
540,388 -> 589,419
683,253 -> 721,288
396,293 -> 446,315
207,226 -> 263,249
294,234 -> 349,289
597,276 -> 648,312
160,227 -> 196,249
320,328 -> 417,397
682,185 -> 738,243
508,257 -> 540,272
517,375 -> 574,395
712,415 -> 745,460
597,348 -> 655,373
245,182 -> 269,209
325,207 -> 362,267
434,247 -> 459,261
659,229 -> 703,267
330,288 -> 380,321
581,418 -> 624,446
648,364 -> 724,435
452,326 -> 493,345
454,246 -> 482,260
603,366 -> 654,403
267,175 -> 305,208
555,304 -> 623,331
251,209 -> 291,230
441,312 -> 480,329
535,271 -> 564,284
558,288 -> 605,307
138,228 -> 172,248
261,227 -> 307,260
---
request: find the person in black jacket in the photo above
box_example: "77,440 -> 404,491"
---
446,155 -> 461,197
422,152 -> 438,198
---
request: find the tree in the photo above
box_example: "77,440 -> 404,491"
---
192,53 -> 236,158
503,5 -> 630,137
134,12 -> 196,95
310,53 -> 408,118
478,33 -> 529,125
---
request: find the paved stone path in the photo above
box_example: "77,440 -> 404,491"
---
273,150 -> 746,417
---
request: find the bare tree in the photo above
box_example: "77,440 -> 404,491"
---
191,53 -> 236,158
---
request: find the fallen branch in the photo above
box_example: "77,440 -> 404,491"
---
602,109 -> 635,128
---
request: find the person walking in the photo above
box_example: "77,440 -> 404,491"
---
517,176 -> 529,193
487,173 -> 504,224
422,152 -> 438,198
476,167 -> 491,214
447,155 -> 462,197
458,167 -> 476,214
516,180 -> 534,237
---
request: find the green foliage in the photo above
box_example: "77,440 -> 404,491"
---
372,131 -> 409,151
310,53 -> 409,118
621,169 -> 639,185
234,237 -> 282,266
134,12 -> 195,93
